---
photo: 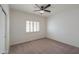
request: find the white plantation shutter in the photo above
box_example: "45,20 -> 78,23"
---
30,21 -> 33,32
26,21 -> 30,32
34,21 -> 37,32
37,22 -> 40,32
26,21 -> 40,32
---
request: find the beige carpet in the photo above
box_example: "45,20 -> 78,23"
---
9,38 -> 79,54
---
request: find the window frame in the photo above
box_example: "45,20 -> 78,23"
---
26,20 -> 40,33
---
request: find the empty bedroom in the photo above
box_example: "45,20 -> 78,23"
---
1,4 -> 79,54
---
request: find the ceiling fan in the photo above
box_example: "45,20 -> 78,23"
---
34,4 -> 51,14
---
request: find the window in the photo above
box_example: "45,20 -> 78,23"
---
26,21 -> 40,32
26,21 -> 30,32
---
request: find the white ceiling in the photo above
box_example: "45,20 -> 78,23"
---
10,4 -> 79,18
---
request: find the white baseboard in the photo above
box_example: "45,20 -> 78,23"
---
10,37 -> 46,46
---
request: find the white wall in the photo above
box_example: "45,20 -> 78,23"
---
10,9 -> 46,45
1,4 -> 10,53
47,8 -> 79,47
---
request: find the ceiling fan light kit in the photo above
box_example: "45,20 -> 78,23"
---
39,10 -> 44,14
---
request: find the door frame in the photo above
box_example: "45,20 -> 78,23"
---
0,5 -> 7,54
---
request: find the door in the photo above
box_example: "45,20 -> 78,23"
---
0,7 -> 6,53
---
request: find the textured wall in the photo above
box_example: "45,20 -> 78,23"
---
47,9 -> 79,47
10,9 -> 46,45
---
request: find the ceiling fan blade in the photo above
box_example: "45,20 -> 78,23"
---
35,4 -> 40,9
44,10 -> 51,12
44,4 -> 51,9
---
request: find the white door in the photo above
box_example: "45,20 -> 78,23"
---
0,7 -> 5,53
